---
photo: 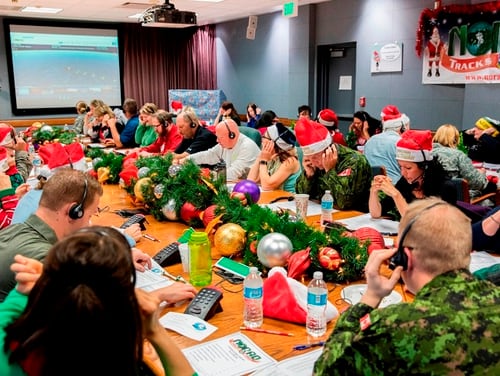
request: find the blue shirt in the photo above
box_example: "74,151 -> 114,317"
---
120,114 -> 139,148
363,131 -> 401,183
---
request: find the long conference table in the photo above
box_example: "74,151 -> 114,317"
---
93,184 -> 412,375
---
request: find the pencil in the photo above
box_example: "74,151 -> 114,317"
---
239,327 -> 294,336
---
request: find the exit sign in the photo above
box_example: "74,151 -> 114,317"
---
283,1 -> 298,17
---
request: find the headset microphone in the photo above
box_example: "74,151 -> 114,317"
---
223,121 -> 236,139
409,174 -> 423,189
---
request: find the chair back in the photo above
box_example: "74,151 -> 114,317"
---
238,126 -> 262,148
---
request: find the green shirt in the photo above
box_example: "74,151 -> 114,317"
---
314,270 -> 500,375
0,215 -> 57,302
135,123 -> 158,147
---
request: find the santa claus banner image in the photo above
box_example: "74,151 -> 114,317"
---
416,2 -> 500,84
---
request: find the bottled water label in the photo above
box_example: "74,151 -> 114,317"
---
244,287 -> 263,299
307,292 -> 327,306
321,201 -> 333,210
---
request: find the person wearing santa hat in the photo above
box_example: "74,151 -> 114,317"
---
363,104 -> 410,183
317,108 -> 347,146
369,129 -> 455,219
295,117 -> 372,211
0,147 -> 20,229
0,123 -> 32,183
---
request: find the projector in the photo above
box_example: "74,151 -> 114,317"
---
141,1 -> 197,28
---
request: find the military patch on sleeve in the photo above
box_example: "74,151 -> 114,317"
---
360,313 -> 371,331
338,168 -> 352,177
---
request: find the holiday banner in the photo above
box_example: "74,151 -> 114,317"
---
416,2 -> 500,84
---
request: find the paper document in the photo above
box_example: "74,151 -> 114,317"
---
469,251 -> 500,273
336,213 -> 399,235
261,200 -> 326,217
160,312 -> 217,341
182,332 -> 276,376
250,348 -> 322,376
135,259 -> 174,292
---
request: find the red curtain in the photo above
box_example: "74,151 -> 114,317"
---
122,24 -> 216,110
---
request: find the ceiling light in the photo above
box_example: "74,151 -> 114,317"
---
22,7 -> 62,14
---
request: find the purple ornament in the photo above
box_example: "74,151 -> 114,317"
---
232,180 -> 261,204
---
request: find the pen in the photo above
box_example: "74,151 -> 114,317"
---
143,233 -> 160,242
293,341 -> 325,351
239,327 -> 294,337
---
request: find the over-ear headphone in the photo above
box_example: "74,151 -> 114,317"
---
184,112 -> 197,128
69,177 -> 88,220
389,202 -> 445,271
223,121 -> 236,139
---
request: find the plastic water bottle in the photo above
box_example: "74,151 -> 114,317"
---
188,231 -> 212,287
243,267 -> 263,328
320,190 -> 334,228
306,271 -> 328,337
32,152 -> 42,177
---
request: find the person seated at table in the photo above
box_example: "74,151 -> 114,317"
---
135,103 -> 159,147
213,101 -> 241,126
294,117 -> 372,211
106,98 -> 140,149
313,198 -> 500,375
347,111 -> 382,151
317,108 -> 347,146
0,227 -> 195,376
369,130 -> 455,220
72,100 -> 88,135
471,206 -> 500,285
363,105 -> 409,183
246,102 -> 261,128
172,108 -> 217,161
180,118 -> 260,181
138,111 -> 182,156
462,116 -> 500,165
247,122 -> 301,193
83,99 -> 106,142
255,110 -> 279,135
0,124 -> 32,183
432,123 -> 496,198
297,104 -> 312,119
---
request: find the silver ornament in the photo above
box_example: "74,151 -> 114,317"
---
137,166 -> 150,178
257,232 -> 293,268
288,215 -> 298,223
154,184 -> 164,199
40,125 -> 54,133
92,157 -> 103,167
161,198 -> 178,221
168,164 -> 182,177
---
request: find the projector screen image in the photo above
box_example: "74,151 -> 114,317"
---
4,20 -> 123,115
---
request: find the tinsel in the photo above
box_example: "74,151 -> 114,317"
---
85,149 -> 124,184
415,2 -> 500,57
110,155 -> 368,282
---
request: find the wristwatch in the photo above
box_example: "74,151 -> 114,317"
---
259,160 -> 268,165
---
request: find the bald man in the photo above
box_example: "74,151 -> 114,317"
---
183,119 -> 260,181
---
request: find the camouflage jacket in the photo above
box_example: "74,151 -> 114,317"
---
295,144 -> 371,211
313,270 -> 500,375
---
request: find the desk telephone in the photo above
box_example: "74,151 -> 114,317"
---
184,287 -> 223,320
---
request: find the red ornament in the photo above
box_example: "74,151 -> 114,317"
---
230,191 -> 248,206
351,227 -> 385,255
200,204 -> 218,227
287,247 -> 311,279
180,202 -> 201,223
318,247 -> 341,271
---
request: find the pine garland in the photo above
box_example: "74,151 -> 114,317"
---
86,149 -> 124,184
32,127 -> 76,145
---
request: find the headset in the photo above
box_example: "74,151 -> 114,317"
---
185,112 -> 197,128
223,121 -> 236,139
389,202 -> 445,270
69,177 -> 88,220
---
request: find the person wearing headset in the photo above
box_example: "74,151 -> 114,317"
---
172,108 -> 217,161
363,105 -> 410,183
180,119 -> 260,181
138,110 -> 182,156
314,198 -> 500,375
369,129 -> 455,220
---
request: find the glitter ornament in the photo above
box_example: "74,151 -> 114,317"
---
168,164 -> 182,177
137,166 -> 150,179
153,184 -> 164,199
161,199 -> 178,221
213,223 -> 246,257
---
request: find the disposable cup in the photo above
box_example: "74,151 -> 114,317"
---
178,243 -> 190,273
294,193 -> 309,220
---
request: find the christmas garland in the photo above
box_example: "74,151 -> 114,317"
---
115,154 -> 370,283
30,126 -> 76,145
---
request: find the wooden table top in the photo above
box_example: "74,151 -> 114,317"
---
93,184 -> 412,373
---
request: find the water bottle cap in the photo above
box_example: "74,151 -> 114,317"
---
325,190 -> 331,194
313,271 -> 323,280
189,231 -> 208,242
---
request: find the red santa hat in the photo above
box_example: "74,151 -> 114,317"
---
380,105 -> 410,131
396,130 -> 433,163
0,125 -> 15,146
38,142 -> 88,174
294,117 -> 332,156
0,147 -> 8,172
317,109 -> 338,129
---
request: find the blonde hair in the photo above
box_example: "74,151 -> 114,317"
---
140,103 -> 158,115
75,101 -> 88,115
400,198 -> 471,275
432,124 -> 459,148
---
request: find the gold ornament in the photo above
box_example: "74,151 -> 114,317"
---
97,166 -> 110,184
214,223 -> 246,257
134,177 -> 152,202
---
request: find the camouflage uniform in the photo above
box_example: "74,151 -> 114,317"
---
313,270 -> 500,375
296,144 -> 371,211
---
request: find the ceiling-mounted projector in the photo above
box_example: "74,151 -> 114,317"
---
140,0 -> 197,28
